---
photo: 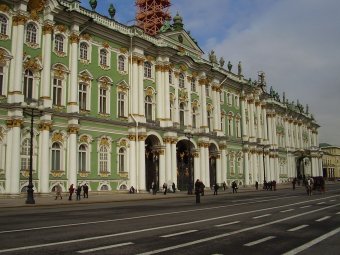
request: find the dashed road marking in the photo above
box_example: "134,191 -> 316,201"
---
244,236 -> 276,247
317,202 -> 326,205
288,225 -> 309,232
161,230 -> 197,238
215,221 -> 240,227
253,214 -> 271,219
300,205 -> 311,209
316,216 -> 331,222
77,242 -> 133,253
337,212 -> 340,215
280,209 -> 294,213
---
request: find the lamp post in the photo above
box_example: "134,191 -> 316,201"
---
22,100 -> 44,204
185,132 -> 193,194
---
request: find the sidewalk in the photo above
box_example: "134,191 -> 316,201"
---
0,183 -> 293,208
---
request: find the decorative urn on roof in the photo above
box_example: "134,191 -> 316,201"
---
173,12 -> 184,30
108,4 -> 116,19
89,0 -> 97,11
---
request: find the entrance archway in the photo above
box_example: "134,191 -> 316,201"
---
145,135 -> 161,191
176,139 -> 194,191
296,156 -> 311,180
209,144 -> 218,187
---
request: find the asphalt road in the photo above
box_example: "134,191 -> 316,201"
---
0,185 -> 339,255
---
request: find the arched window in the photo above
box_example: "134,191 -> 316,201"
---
51,143 -> 61,171
0,15 -> 8,35
118,56 -> 125,71
79,42 -> 88,60
192,107 -> 197,129
228,117 -> 233,136
99,87 -> 107,114
236,120 -> 241,138
26,23 -> 37,44
118,147 -> 126,172
118,92 -> 126,117
52,78 -> 62,106
99,49 -> 107,66
191,78 -> 196,92
78,144 -> 87,172
24,69 -> 34,100
99,146 -> 108,173
78,83 -> 87,110
179,102 -> 185,128
21,139 -> 30,171
179,73 -> 185,88
54,34 -> 64,52
145,95 -> 153,121
144,62 -> 152,78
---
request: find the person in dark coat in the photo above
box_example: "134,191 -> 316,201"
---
83,183 -> 89,198
163,183 -> 167,195
172,182 -> 176,193
195,179 -> 201,204
68,184 -> 75,200
151,181 -> 157,195
232,181 -> 238,193
76,185 -> 82,200
255,181 -> 259,190
213,183 -> 219,195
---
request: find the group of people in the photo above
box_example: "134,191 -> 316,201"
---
150,181 -> 176,195
263,180 -> 277,191
62,183 -> 89,201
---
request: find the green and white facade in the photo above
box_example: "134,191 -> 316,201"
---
0,0 -> 322,195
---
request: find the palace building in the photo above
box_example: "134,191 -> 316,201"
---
0,0 -> 322,194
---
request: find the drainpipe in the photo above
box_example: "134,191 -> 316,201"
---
129,34 -> 139,193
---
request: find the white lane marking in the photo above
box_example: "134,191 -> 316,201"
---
244,236 -> 276,247
77,242 -> 133,254
1,203 -> 339,254
253,214 -> 271,219
282,227 -> 340,255
135,204 -> 340,255
300,205 -> 311,208
317,202 -> 326,205
280,209 -> 294,213
160,230 -> 197,238
215,221 -> 240,227
329,200 -> 336,202
316,216 -> 331,222
288,225 -> 309,232
0,195 -> 302,234
337,212 -> 340,215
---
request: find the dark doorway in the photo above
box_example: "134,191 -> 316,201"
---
176,140 -> 194,191
209,144 -> 217,187
145,135 -> 160,191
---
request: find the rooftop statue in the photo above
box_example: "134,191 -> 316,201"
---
159,18 -> 173,33
219,57 -> 225,67
238,61 -> 243,76
209,50 -> 218,64
227,61 -> 232,72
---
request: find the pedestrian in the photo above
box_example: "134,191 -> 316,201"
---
223,181 -> 227,191
163,182 -> 167,195
76,185 -> 82,200
151,181 -> 157,195
83,183 -> 89,198
55,183 -> 62,200
273,180 -> 277,191
172,182 -> 176,193
195,179 -> 201,204
200,181 -> 205,196
292,178 -> 296,190
213,183 -> 219,195
255,181 -> 259,190
232,181 -> 238,193
68,184 -> 75,200
129,186 -> 135,194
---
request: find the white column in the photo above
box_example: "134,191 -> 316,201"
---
285,119 -> 290,148
39,122 -> 51,193
41,23 -> 53,108
259,152 -> 264,183
221,146 -> 227,183
138,138 -> 146,191
272,115 -> 278,147
199,144 -> 205,183
164,66 -> 170,122
275,156 -> 280,182
67,127 -> 78,187
241,96 -> 248,139
131,58 -> 139,115
216,153 -> 222,184
155,65 -> 163,120
212,88 -> 219,131
159,150 -> 165,185
194,153 -> 200,181
267,115 -> 273,145
138,61 -> 144,117
8,21 -> 18,98
244,151 -> 249,185
129,139 -> 137,188
205,145 -> 210,187
200,80 -> 208,129
171,141 -> 177,185
249,101 -> 255,139
5,126 -> 13,193
262,107 -> 268,141
68,30 -> 79,113
165,140 -> 172,183
10,121 -> 21,194
265,154 -> 270,181
256,103 -> 262,139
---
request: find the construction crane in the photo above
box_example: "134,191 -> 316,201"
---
136,0 -> 171,36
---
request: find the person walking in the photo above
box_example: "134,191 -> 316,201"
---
68,184 -> 75,200
232,181 -> 238,194
292,178 -> 297,190
163,182 -> 168,195
223,181 -> 227,191
151,181 -> 157,195
255,181 -> 259,190
172,182 -> 176,193
76,185 -> 82,200
83,183 -> 89,198
213,183 -> 219,195
195,179 -> 201,204
55,183 -> 62,200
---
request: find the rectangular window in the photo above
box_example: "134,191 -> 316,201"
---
99,88 -> 107,113
78,151 -> 86,172
78,83 -> 87,110
52,150 -> 60,171
53,78 -> 62,106
118,92 -> 125,117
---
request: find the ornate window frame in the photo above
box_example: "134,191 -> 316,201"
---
50,131 -> 66,176
51,63 -> 69,107
98,76 -> 113,115
97,136 -> 112,177
116,80 -> 129,118
79,41 -> 92,64
0,48 -> 11,97
53,33 -> 68,57
78,70 -> 93,112
144,86 -> 156,122
117,55 -> 127,74
0,12 -> 11,40
25,21 -> 40,48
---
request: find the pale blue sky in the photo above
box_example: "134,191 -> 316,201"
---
80,0 -> 340,146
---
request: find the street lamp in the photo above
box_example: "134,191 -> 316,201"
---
21,99 -> 44,204
185,132 -> 193,194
